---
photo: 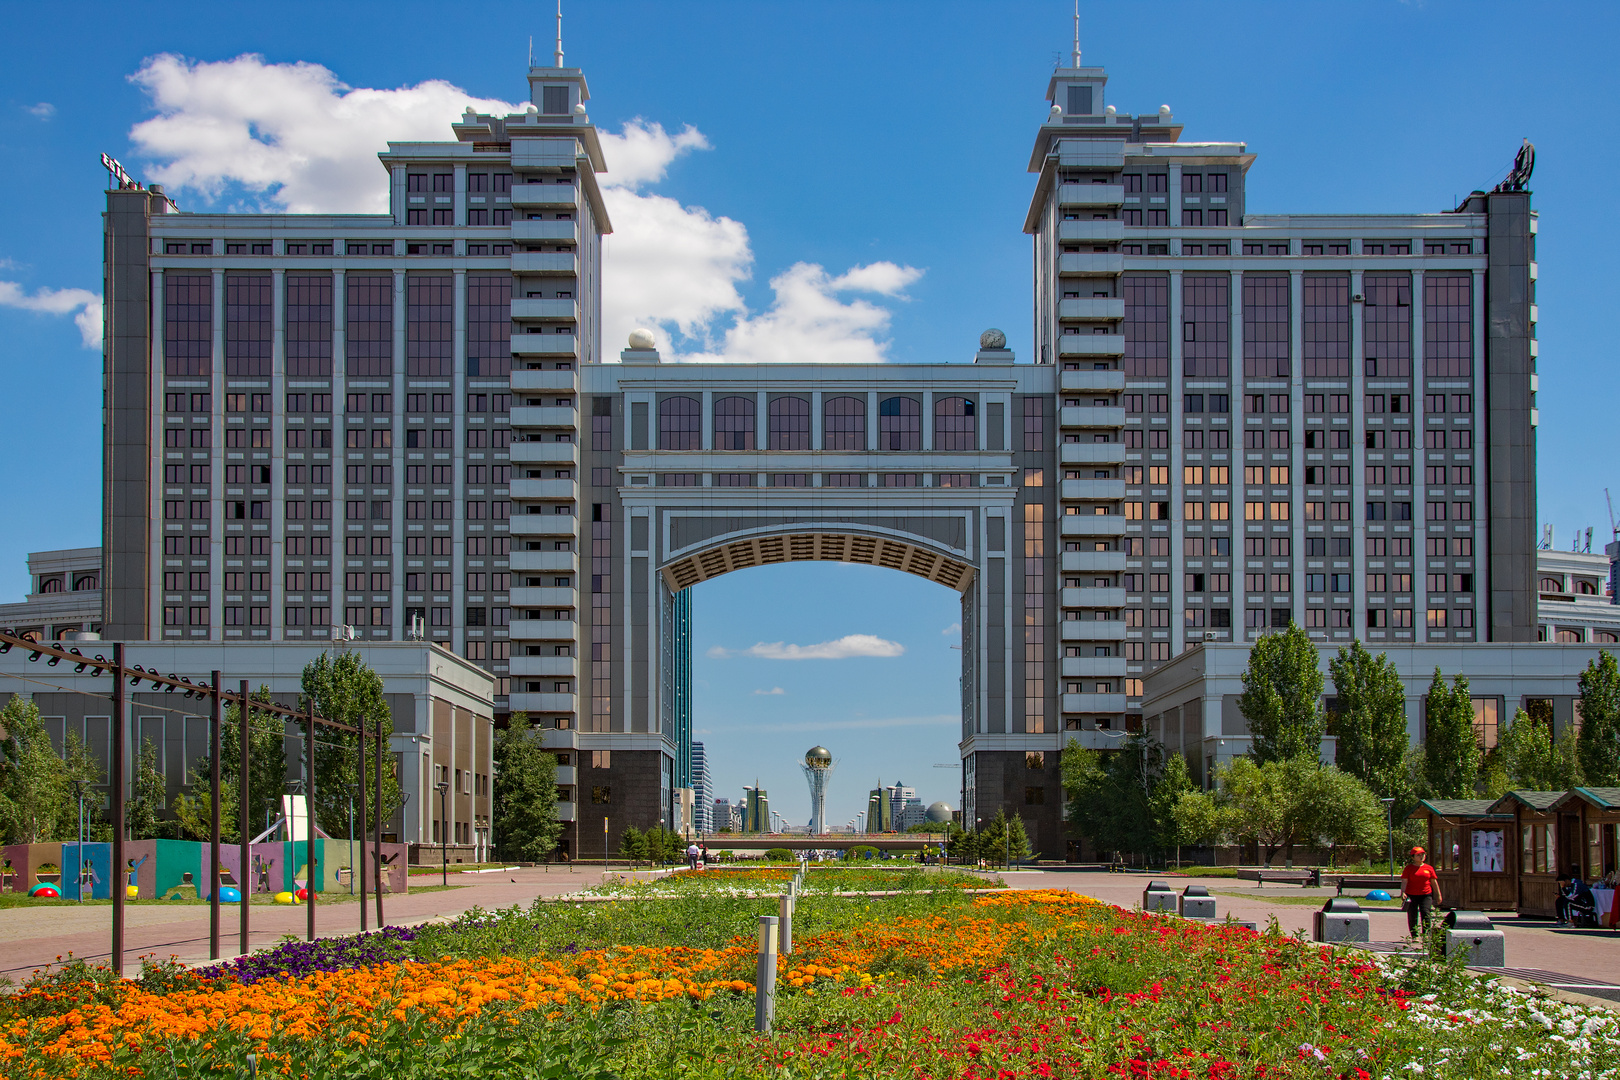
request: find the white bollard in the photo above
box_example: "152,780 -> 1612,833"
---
755,915 -> 779,1032
779,891 -> 795,955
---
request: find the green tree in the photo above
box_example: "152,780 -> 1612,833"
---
0,695 -> 71,843
1217,756 -> 1315,866
1238,623 -> 1326,763
492,718 -> 563,863
1061,734 -> 1160,861
1296,765 -> 1389,863
125,738 -> 168,841
1170,788 -> 1232,854
1329,640 -> 1410,797
619,825 -> 648,864
61,730 -> 105,838
301,651 -> 405,839
1422,668 -> 1480,798
1577,650 -> 1620,786
1148,752 -> 1195,866
171,784 -> 239,843
194,686 -> 287,843
1486,708 -> 1582,795
1005,813 -> 1032,865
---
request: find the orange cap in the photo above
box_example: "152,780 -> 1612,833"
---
1409,846 -> 1426,856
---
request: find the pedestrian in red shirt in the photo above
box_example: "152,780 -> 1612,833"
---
1401,846 -> 1443,936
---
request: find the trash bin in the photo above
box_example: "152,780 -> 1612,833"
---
1179,884 -> 1216,919
1142,880 -> 1177,914
1442,910 -> 1505,967
1313,897 -> 1370,943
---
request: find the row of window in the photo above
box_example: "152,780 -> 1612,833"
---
655,472 -> 980,489
163,499 -> 520,521
655,394 -> 978,452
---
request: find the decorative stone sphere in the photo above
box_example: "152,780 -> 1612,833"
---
628,328 -> 656,350
925,801 -> 953,823
805,746 -> 832,767
979,328 -> 1007,350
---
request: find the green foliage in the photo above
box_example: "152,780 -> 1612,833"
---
643,825 -> 682,865
763,847 -> 794,862
125,738 -> 168,841
1238,623 -> 1326,764
846,845 -> 879,860
195,685 -> 287,843
1061,733 -> 1160,859
1147,752 -> 1195,859
1004,812 -> 1032,865
1298,762 -> 1390,858
1421,668 -> 1480,798
1329,640 -> 1411,800
302,651 -> 405,838
1213,756 -> 1391,865
1483,708 -> 1582,799
0,695 -> 71,843
492,717 -> 562,863
1577,650 -> 1620,786
171,784 -> 238,843
619,825 -> 647,864
1170,788 -> 1231,851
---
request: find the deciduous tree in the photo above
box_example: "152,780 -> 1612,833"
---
1238,624 -> 1326,763
1421,668 -> 1480,798
1329,640 -> 1410,798
302,651 -> 405,839
126,738 -> 168,841
1577,650 -> 1620,786
0,695 -> 71,843
492,717 -> 562,862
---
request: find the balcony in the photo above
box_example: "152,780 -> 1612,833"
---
1060,620 -> 1127,642
1058,334 -> 1126,357
509,441 -> 579,466
1060,514 -> 1126,537
509,367 -> 579,392
553,802 -> 577,822
1058,297 -> 1125,321
1061,549 -> 1127,573
1065,729 -> 1133,750
1060,442 -> 1126,465
508,618 -> 576,640
1057,220 -> 1124,243
1061,478 -> 1125,501
511,252 -> 577,274
511,219 -> 580,244
1060,406 -> 1126,428
510,183 -> 577,208
1059,656 -> 1128,678
507,691 -> 576,714
510,139 -> 581,169
1056,183 -> 1125,208
509,654 -> 579,679
509,585 -> 577,607
553,765 -> 576,786
1059,368 -> 1126,392
511,334 -> 578,357
509,477 -> 577,500
1061,692 -> 1128,714
509,548 -> 580,574
510,405 -> 578,428
1062,586 -> 1126,608
508,514 -> 579,537
1058,252 -> 1125,276
511,298 -> 580,321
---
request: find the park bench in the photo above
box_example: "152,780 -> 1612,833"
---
1237,868 -> 1321,888
1330,874 -> 1403,896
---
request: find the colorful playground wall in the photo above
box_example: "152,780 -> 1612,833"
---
2,840 -> 408,899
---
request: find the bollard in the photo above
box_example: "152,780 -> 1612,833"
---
780,891 -> 795,954
755,915 -> 779,1032
1142,880 -> 1177,914
1443,911 -> 1506,967
1313,898 -> 1370,944
1179,884 -> 1217,920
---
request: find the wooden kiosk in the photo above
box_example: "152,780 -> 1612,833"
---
1549,788 -> 1620,884
1407,799 -> 1516,911
1486,791 -> 1564,918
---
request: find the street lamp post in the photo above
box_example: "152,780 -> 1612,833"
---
72,779 -> 86,904
435,781 -> 450,888
1380,798 -> 1396,877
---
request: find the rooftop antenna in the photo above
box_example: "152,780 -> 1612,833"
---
1540,524 -> 1553,550
1072,0 -> 1082,67
528,35 -> 533,68
1586,527 -> 1594,554
555,0 -> 564,68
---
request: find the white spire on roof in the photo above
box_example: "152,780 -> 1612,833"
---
555,0 -> 565,68
1072,0 -> 1082,68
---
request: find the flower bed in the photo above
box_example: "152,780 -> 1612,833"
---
592,865 -> 997,896
3,889 -> 1617,1079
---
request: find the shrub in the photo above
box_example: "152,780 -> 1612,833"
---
846,845 -> 879,861
763,847 -> 793,862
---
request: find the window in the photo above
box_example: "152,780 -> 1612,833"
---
1424,275 -> 1473,377
823,396 -> 866,451
1123,275 -> 1169,378
1243,274 -> 1289,377
768,396 -> 810,450
658,396 -> 701,450
934,396 -> 976,450
713,396 -> 756,450
879,397 -> 922,451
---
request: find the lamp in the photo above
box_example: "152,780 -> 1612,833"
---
435,780 -> 451,887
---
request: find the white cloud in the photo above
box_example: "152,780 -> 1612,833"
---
941,622 -> 961,636
752,687 -> 786,696
124,54 -> 920,365
713,713 -> 955,733
26,103 -> 55,120
0,282 -> 102,348
127,53 -> 518,213
710,634 -> 905,661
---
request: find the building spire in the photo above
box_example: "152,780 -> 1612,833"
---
555,0 -> 565,68
1072,0 -> 1082,68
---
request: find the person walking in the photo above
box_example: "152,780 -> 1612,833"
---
1401,846 -> 1442,937
685,840 -> 700,871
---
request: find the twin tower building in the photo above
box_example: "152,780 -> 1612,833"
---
101,52 -> 1536,858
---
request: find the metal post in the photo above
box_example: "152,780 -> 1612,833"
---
779,891 -> 794,955
357,720 -> 368,931
373,721 -> 384,927
305,702 -> 316,942
238,680 -> 251,956
754,915 -> 779,1033
437,782 -> 449,887
209,671 -> 222,960
75,785 -> 84,904
1382,798 -> 1396,877
110,641 -> 125,975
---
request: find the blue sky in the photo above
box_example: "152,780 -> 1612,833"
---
0,2 -> 1615,822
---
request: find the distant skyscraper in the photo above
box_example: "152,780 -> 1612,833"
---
865,780 -> 894,833
743,783 -> 770,833
887,781 -> 918,827
690,741 -> 710,833
712,797 -> 733,833
801,746 -> 834,834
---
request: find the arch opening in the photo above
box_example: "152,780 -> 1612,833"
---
661,531 -> 974,593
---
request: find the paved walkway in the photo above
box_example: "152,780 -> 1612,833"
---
4,865 -> 1616,992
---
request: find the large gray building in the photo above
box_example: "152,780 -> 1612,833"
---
98,45 -> 1537,857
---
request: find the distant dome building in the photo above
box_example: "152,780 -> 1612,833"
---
805,746 -> 832,767
925,801 -> 953,823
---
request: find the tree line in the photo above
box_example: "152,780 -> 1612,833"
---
1062,625 -> 1620,867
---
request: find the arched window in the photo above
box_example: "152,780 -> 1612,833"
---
73,574 -> 99,591
713,396 -> 755,450
1597,630 -> 1619,644
1555,628 -> 1584,643
934,396 -> 976,451
37,577 -> 63,594
1540,577 -> 1564,594
1578,581 -> 1599,595
878,396 -> 921,451
768,396 -> 810,450
658,396 -> 701,450
823,396 -> 866,451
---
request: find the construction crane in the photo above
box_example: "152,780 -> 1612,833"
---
1608,489 -> 1618,542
